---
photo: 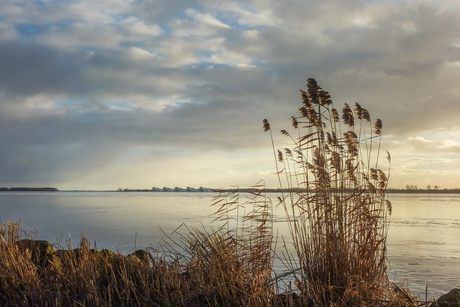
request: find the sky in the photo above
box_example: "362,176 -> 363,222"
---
1,0 -> 460,190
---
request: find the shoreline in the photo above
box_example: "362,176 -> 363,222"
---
1,188 -> 460,194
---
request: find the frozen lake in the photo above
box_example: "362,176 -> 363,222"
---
0,191 -> 459,298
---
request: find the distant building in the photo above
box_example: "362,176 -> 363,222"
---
151,186 -> 210,192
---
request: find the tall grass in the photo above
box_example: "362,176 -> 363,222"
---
0,221 -> 189,306
264,78 -> 406,305
161,182 -> 276,306
0,186 -> 278,307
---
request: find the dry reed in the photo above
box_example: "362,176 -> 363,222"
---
0,221 -> 190,306
161,182 -> 276,306
263,78 -> 421,306
0,185 -> 278,307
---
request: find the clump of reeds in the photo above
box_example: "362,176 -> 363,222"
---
0,221 -> 198,306
161,182 -> 276,306
0,184 -> 278,307
263,78 -> 415,306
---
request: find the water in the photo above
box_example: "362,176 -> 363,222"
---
385,193 -> 460,298
0,191 -> 459,298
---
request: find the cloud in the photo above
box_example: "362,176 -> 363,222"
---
405,136 -> 460,154
1,0 -> 460,189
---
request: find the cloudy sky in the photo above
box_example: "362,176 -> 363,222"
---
1,0 -> 460,190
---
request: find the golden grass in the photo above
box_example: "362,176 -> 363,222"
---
263,78 -> 422,306
0,191 -> 278,307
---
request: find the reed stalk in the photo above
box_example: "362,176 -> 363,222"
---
263,78 -> 405,306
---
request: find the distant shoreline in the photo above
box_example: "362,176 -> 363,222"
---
0,187 -> 59,192
1,187 -> 460,194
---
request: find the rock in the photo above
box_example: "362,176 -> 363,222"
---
95,249 -> 118,263
124,249 -> 149,265
16,239 -> 55,266
131,249 -> 149,264
125,254 -> 141,264
17,239 -> 55,256
431,289 -> 460,307
48,254 -> 64,269
98,248 -> 116,259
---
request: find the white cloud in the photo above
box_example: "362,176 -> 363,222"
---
186,9 -> 230,29
220,2 -> 278,27
127,47 -> 156,60
387,135 -> 460,155
1,0 -> 460,189
439,139 -> 460,152
128,21 -> 162,36
207,50 -> 253,66
66,0 -> 131,24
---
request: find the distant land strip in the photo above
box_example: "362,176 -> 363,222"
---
0,187 -> 59,192
1,187 -> 460,193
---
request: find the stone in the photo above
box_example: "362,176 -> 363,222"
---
125,254 -> 141,264
98,248 -> 116,259
16,239 -> 55,266
17,239 -> 55,256
430,289 -> 460,307
131,249 -> 149,264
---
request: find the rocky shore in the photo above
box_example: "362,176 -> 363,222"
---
7,238 -> 460,306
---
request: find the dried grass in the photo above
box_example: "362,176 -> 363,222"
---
263,78 -> 422,306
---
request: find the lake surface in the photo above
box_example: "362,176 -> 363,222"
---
0,191 -> 458,298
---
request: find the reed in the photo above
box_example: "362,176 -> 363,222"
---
161,182 -> 276,306
0,221 -> 190,306
0,186 -> 278,307
264,78 -> 418,306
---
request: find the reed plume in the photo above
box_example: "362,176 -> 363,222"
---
266,78 -> 396,306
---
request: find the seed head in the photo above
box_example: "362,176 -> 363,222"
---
263,119 -> 270,132
374,119 -> 383,135
291,116 -> 299,129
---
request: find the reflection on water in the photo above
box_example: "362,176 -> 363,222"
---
0,192 -> 217,252
386,193 -> 460,298
0,192 -> 459,298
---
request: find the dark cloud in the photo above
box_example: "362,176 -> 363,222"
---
0,0 -> 460,188
0,41 -> 82,97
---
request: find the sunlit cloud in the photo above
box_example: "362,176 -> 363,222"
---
0,0 -> 460,189
403,136 -> 460,153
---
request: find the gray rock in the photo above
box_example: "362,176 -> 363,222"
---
131,249 -> 149,264
430,288 -> 460,307
16,239 -> 55,266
